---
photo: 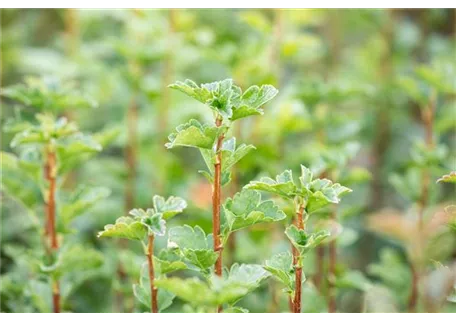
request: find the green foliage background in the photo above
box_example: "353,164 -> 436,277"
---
1,8 -> 455,313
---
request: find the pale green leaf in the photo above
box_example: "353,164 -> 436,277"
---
165,119 -> 226,149
167,225 -> 217,272
230,84 -> 279,121
98,216 -> 146,241
285,225 -> 329,255
263,252 -> 294,292
244,170 -> 297,199
222,189 -> 285,236
152,195 -> 187,220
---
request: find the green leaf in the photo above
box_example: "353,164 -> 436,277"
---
169,79 -> 236,118
1,76 -> 98,112
57,134 -> 102,172
222,138 -> 256,172
244,170 -> 297,199
199,138 -> 248,184
167,225 -> 217,272
223,307 -> 249,313
263,251 -> 294,293
230,84 -> 278,121
98,216 -> 146,241
165,119 -> 226,149
222,189 -> 285,237
285,225 -> 329,256
397,76 -> 427,106
153,256 -> 187,275
61,186 -> 111,227
154,277 -> 213,306
155,264 -> 269,307
152,195 -> 187,220
10,114 -> 79,148
209,263 -> 269,306
299,165 -> 313,188
129,209 -> 166,236
133,263 -> 175,312
0,152 -> 41,210
437,171 -> 456,184
49,245 -> 104,277
93,126 -> 121,147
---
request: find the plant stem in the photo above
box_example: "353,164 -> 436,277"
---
408,94 -> 435,312
328,211 -> 337,313
213,116 -> 225,313
146,235 -> 158,313
45,147 -> 60,313
292,204 -> 305,313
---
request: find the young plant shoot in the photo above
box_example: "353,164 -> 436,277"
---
246,165 -> 352,312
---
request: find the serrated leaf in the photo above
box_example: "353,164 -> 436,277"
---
263,252 -> 294,293
244,170 -> 297,199
167,225 -> 217,272
98,216 -> 146,241
154,277 -> 213,306
165,119 -> 226,149
61,186 -> 111,227
437,171 -> 456,184
299,165 -> 313,188
152,195 -> 187,220
222,189 -> 285,236
153,256 -> 187,275
169,79 -> 236,117
155,264 -> 268,307
230,84 -> 278,121
285,225 -> 329,255
133,263 -> 175,312
141,210 -> 166,236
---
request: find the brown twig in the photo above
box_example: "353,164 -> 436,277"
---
292,204 -> 305,313
45,148 -> 60,313
146,235 -> 158,313
213,116 -> 225,313
408,92 -> 435,312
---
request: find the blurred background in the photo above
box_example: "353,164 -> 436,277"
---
1,9 -> 455,313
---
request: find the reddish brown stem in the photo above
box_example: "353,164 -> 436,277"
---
292,204 -> 305,313
408,96 -> 435,312
213,117 -> 224,313
45,148 -> 60,313
408,263 -> 419,312
146,235 -> 158,313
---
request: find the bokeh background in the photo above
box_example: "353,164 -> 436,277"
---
1,9 -> 455,313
